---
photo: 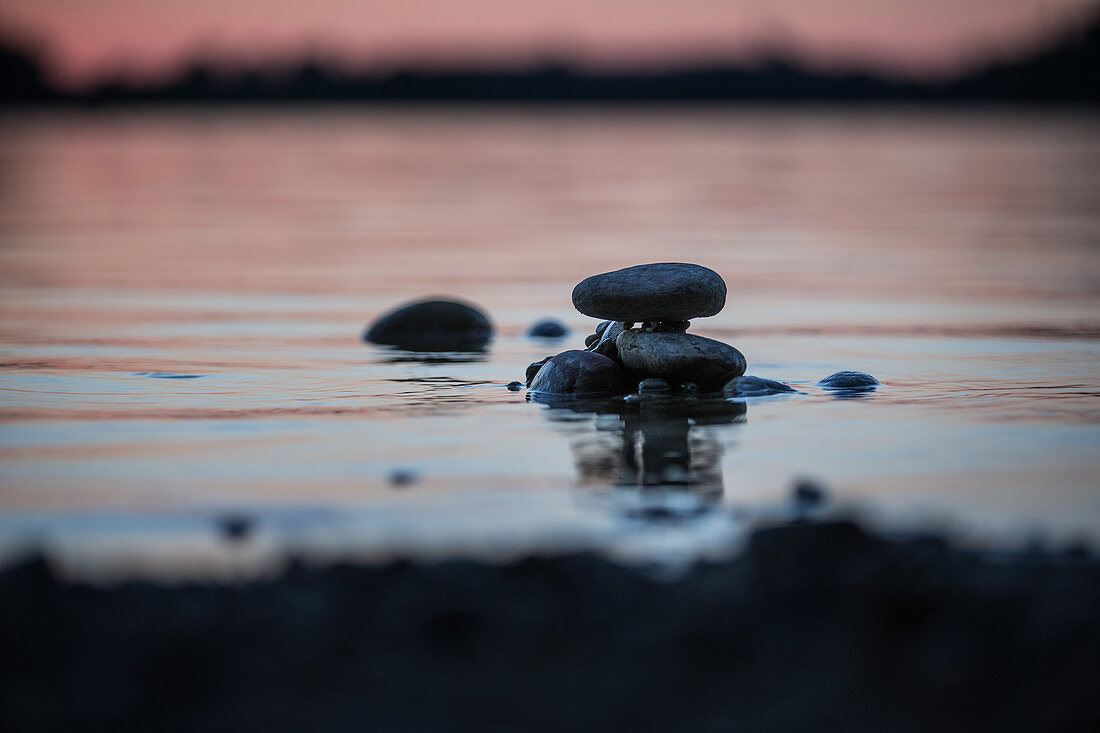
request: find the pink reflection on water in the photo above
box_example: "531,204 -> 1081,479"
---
1,108 -> 1098,303
0,108 -> 1099,553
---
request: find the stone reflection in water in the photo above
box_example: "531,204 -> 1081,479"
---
378,350 -> 488,365
534,393 -> 746,516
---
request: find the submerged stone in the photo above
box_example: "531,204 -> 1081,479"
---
528,350 -> 631,396
218,515 -> 253,542
388,469 -> 419,488
819,371 -> 880,389
724,375 -> 796,398
527,319 -> 569,338
793,480 -> 828,510
638,378 -> 671,394
616,329 -> 746,391
571,263 -> 726,322
365,299 -> 492,351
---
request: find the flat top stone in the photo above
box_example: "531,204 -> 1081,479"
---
572,263 -> 726,323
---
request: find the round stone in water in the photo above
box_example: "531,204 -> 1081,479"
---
819,371 -> 879,389
528,350 -> 631,396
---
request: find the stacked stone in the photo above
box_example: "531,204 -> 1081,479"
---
527,263 -> 747,396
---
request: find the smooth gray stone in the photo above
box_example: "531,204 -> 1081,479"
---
365,299 -> 492,351
724,375 -> 796,398
616,330 -> 746,391
638,378 -> 671,394
528,350 -> 631,396
527,319 -> 568,338
819,371 -> 879,389
572,263 -> 726,322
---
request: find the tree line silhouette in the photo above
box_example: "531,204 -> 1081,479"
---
2,11 -> 1097,105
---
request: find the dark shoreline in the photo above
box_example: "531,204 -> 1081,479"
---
2,519 -> 1097,732
3,8 -> 1098,108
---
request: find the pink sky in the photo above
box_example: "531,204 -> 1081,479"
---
2,0 -> 1095,88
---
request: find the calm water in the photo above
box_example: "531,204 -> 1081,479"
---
1,107 -> 1099,577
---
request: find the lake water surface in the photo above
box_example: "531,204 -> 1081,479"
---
1,107 -> 1098,577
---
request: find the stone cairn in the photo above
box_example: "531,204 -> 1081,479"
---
525,263 -> 750,397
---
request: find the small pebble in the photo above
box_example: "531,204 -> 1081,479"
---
389,469 -> 419,488
638,378 -> 671,394
584,333 -> 600,348
526,357 -> 551,386
219,515 -> 253,542
724,375 -> 796,398
527,319 -> 569,338
506,381 -> 524,391
793,480 -> 827,510
819,371 -> 879,389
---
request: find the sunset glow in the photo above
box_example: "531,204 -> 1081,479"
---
2,0 -> 1095,88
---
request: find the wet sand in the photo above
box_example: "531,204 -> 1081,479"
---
2,519 -> 1097,732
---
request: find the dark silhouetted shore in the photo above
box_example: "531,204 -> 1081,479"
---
2,519 -> 1097,732
2,10 -> 1098,106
